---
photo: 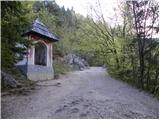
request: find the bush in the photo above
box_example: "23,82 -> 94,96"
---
53,63 -> 72,79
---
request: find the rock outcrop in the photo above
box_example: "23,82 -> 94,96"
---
1,71 -> 21,88
64,54 -> 89,70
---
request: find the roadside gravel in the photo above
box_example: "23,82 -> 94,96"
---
1,67 -> 159,119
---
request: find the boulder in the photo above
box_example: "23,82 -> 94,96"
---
1,71 -> 21,88
64,54 -> 89,70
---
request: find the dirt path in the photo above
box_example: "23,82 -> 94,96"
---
1,67 -> 159,119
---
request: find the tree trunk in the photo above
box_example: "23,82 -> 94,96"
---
131,55 -> 136,84
146,50 -> 152,90
138,39 -> 144,89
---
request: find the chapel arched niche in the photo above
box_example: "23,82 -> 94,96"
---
34,42 -> 47,66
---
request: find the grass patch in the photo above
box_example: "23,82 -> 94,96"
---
53,63 -> 72,79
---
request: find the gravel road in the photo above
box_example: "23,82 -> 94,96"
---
1,67 -> 159,119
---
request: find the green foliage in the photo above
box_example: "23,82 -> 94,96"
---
31,1 -> 104,66
53,63 -> 72,79
32,3 -> 57,32
71,17 -> 105,66
1,1 -> 32,69
1,1 -> 158,96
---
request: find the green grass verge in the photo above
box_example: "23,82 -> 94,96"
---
53,63 -> 72,79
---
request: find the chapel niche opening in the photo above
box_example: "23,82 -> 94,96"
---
34,42 -> 47,66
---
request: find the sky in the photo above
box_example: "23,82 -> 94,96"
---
55,0 -> 121,25
56,0 -> 117,16
55,0 -> 159,38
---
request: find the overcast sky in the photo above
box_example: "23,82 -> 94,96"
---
55,0 -> 121,25
55,0 -> 158,38
56,0 -> 117,16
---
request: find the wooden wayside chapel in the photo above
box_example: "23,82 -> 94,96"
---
17,19 -> 59,80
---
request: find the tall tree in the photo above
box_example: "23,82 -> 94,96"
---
128,0 -> 159,89
1,1 -> 31,69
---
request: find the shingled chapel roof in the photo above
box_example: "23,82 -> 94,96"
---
22,19 -> 59,42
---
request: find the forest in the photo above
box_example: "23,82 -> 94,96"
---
1,0 -> 159,96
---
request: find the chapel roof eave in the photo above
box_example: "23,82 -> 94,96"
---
22,19 -> 59,42
22,30 -> 59,42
